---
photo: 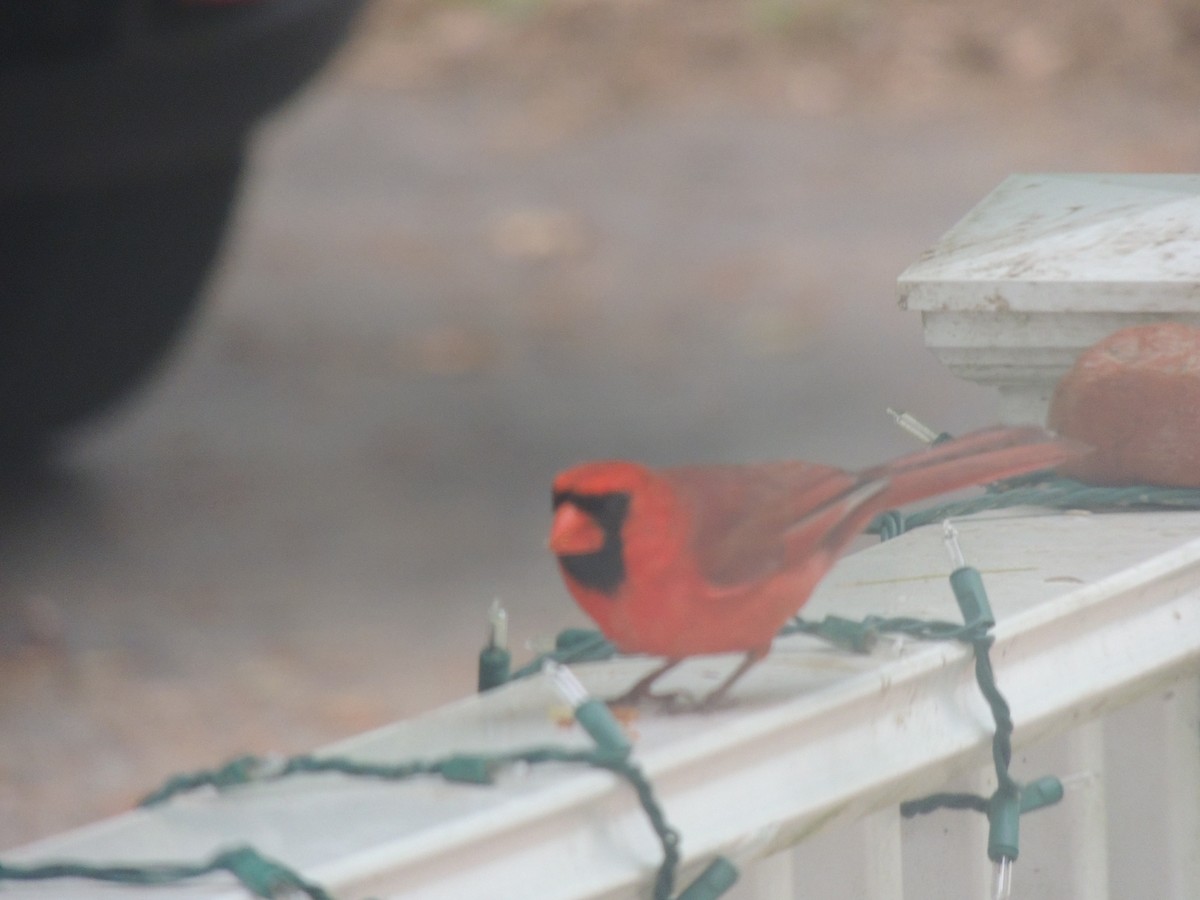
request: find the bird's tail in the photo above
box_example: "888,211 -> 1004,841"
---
858,425 -> 1087,511
784,426 -> 1087,568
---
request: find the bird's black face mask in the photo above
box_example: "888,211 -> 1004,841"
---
551,490 -> 631,596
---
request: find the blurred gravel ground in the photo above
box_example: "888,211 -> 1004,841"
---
2,0 -> 1199,849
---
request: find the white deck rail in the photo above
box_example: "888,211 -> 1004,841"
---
3,510 -> 1199,899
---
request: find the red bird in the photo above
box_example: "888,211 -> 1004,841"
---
550,426 -> 1084,707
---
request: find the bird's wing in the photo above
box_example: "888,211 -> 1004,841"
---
665,462 -> 856,587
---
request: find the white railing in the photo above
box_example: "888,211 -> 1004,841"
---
3,509 -> 1199,899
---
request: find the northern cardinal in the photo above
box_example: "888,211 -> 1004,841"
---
550,426 -> 1084,707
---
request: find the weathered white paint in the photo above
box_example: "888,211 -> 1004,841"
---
899,174 -> 1200,423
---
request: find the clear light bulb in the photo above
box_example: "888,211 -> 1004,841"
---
542,659 -> 588,708
943,519 -> 965,568
993,856 -> 1013,900
887,407 -> 940,444
487,598 -> 508,649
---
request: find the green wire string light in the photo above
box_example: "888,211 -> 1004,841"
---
0,845 -> 335,899
541,660 -> 688,900
477,598 -> 512,691
892,521 -> 1063,900
2,658 -> 729,899
133,660 -> 733,900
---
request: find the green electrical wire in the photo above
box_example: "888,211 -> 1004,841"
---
0,845 -> 334,899
893,526 -> 1062,878
871,473 -> 1200,541
787,606 -> 1041,846
138,743 -> 693,900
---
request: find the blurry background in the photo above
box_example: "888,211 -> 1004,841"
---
3,0 -> 1199,848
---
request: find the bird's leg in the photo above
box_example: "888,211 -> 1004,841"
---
608,658 -> 682,707
610,649 -> 768,711
693,648 -> 768,710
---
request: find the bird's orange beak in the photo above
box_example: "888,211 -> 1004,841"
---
549,503 -> 606,555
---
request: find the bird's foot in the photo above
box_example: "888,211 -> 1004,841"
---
608,687 -> 732,715
605,659 -> 682,709
607,652 -> 764,713
606,684 -> 675,710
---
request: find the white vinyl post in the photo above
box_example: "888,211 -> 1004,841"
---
742,850 -> 795,900
859,808 -> 904,900
1063,722 -> 1110,900
1164,676 -> 1200,900
899,173 -> 1200,424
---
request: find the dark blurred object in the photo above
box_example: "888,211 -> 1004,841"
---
1048,322 -> 1200,488
0,0 -> 364,459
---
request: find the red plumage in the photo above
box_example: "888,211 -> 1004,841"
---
549,426 -> 1085,704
